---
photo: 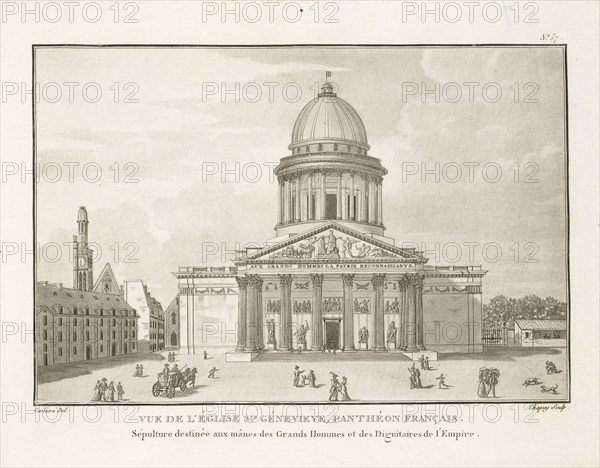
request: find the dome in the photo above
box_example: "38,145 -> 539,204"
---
77,206 -> 88,222
290,83 -> 369,149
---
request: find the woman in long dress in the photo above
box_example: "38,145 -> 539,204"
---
339,377 -> 351,401
329,374 -> 340,401
107,382 -> 116,402
92,380 -> 102,401
478,367 -> 488,398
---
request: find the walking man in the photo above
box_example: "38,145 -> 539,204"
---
208,367 -> 218,379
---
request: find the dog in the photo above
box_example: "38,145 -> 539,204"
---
523,377 -> 541,386
540,384 -> 558,394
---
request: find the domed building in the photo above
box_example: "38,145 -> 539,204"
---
174,81 -> 487,364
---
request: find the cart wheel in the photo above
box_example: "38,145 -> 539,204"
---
152,382 -> 161,397
180,381 -> 187,392
166,385 -> 175,399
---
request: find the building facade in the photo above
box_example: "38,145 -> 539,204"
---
36,282 -> 139,366
514,319 -> 567,347
124,280 -> 165,352
174,82 -> 487,358
165,295 -> 180,349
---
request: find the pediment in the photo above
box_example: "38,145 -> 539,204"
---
92,263 -> 121,294
244,222 -> 424,262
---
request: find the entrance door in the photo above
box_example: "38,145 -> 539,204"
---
325,321 -> 340,350
85,345 -> 92,360
111,342 -> 117,356
325,194 -> 337,219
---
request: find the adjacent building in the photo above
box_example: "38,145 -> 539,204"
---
165,295 -> 180,349
514,319 -> 567,347
173,81 -> 487,359
124,280 -> 165,352
36,206 -> 139,366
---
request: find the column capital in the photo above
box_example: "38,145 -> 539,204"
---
342,273 -> 355,287
278,274 -> 293,288
370,273 -> 386,288
235,276 -> 249,289
408,274 -> 424,287
310,273 -> 324,287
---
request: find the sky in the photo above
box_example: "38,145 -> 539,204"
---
35,46 -> 567,307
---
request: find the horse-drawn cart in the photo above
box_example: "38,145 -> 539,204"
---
152,366 -> 196,399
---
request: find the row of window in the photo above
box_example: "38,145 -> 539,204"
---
42,329 -> 136,341
292,144 -> 367,155
43,315 -> 136,327
53,306 -> 135,317
42,342 -> 136,356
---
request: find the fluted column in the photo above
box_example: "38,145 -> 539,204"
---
244,275 -> 257,352
371,273 -> 387,352
320,171 -> 326,219
235,277 -> 248,351
349,172 -> 355,220
255,276 -> 264,350
377,179 -> 383,224
310,274 -> 324,350
307,171 -> 313,220
295,174 -> 301,222
398,276 -> 409,350
285,178 -> 292,223
336,172 -> 342,219
368,176 -> 376,223
415,274 -> 426,350
405,275 -> 418,352
361,174 -> 368,222
278,274 -> 293,351
342,274 -> 356,351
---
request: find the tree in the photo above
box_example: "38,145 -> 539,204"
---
483,295 -> 567,328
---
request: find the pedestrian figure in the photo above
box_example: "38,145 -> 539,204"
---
408,366 -> 415,389
478,367 -> 489,398
92,380 -> 102,401
293,365 -> 304,387
172,364 -> 179,374
208,367 -> 218,379
190,368 -> 197,387
133,364 -> 140,377
139,365 -> 144,377
436,374 -> 450,389
100,378 -> 109,401
307,370 -> 317,388
424,357 -> 431,370
485,368 -> 500,398
117,382 -> 124,400
204,350 -> 208,360
329,373 -> 340,401
321,346 -> 325,354
107,382 -> 116,402
339,377 -> 351,401
419,355 -> 425,370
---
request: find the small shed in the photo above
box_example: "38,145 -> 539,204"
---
514,319 -> 567,347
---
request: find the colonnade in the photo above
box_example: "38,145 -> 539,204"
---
235,273 -> 426,353
277,171 -> 383,225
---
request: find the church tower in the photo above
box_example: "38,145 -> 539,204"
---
72,206 -> 94,291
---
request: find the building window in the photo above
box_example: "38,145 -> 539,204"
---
112,309 -> 116,316
100,319 -> 103,326
100,309 -> 104,316
43,344 -> 47,352
58,347 -> 62,357
58,332 -> 62,342
86,331 -> 90,341
171,312 -> 177,325
85,318 -> 89,326
85,308 -> 89,315
73,331 -> 77,341
132,331 -> 135,338
124,331 -> 128,338
58,306 -> 63,314
73,307 -> 78,315
132,343 -> 136,350
124,319 -> 128,327
73,346 -> 77,355
100,345 -> 103,352
100,331 -> 104,340
43,315 -> 47,326
112,319 -> 116,326
74,318 -> 78,326
58,317 -> 63,326
43,329 -> 47,340
112,331 -> 116,340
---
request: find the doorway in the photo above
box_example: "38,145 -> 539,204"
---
325,320 -> 340,350
85,345 -> 92,360
111,342 -> 117,356
325,194 -> 337,219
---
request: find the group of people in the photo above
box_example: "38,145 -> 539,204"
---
477,367 -> 500,398
293,366 -> 317,388
92,378 -> 124,402
132,364 -> 144,377
167,352 -> 177,362
418,355 -> 432,370
329,373 -> 351,401
408,363 -> 423,389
